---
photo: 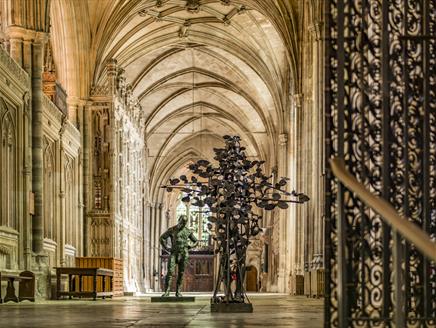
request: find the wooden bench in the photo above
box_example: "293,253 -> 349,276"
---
0,271 -> 35,303
56,267 -> 114,300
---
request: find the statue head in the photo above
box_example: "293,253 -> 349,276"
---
177,214 -> 188,228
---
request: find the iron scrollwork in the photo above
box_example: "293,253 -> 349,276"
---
325,0 -> 436,326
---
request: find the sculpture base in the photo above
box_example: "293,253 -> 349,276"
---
210,302 -> 253,313
151,296 -> 195,303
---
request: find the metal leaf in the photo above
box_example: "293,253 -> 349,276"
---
272,193 -> 281,200
170,178 -> 180,185
265,203 -> 276,210
278,201 -> 289,209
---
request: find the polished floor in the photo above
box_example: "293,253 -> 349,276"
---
0,293 -> 323,328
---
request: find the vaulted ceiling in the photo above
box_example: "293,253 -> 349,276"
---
50,0 -> 299,201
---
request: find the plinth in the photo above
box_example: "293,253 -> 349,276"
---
151,296 -> 195,303
210,302 -> 253,313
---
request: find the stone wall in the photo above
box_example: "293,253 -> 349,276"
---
0,40 -> 82,298
85,60 -> 148,293
0,44 -> 31,273
41,94 -> 82,269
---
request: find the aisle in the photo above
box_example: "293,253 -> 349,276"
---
0,294 -> 323,327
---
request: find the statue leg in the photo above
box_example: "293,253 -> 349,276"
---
162,254 -> 175,297
175,253 -> 188,297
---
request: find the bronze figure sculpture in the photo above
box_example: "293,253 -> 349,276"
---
160,214 -> 198,297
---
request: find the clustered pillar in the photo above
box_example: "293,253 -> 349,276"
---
5,26 -> 48,255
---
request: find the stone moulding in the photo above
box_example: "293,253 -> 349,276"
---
42,94 -> 63,123
0,46 -> 29,88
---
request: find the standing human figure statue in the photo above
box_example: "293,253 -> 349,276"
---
160,214 -> 198,297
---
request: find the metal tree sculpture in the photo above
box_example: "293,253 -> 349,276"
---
163,136 -> 309,307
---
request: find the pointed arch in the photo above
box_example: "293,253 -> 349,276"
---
43,138 -> 56,241
0,100 -> 17,230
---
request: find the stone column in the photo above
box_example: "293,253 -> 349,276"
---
152,203 -> 162,291
31,34 -> 48,254
277,133 -> 289,293
150,204 -> 156,290
75,151 -> 82,255
289,94 -> 304,294
315,22 -> 325,268
82,101 -> 92,255
23,94 -> 32,269
59,119 -> 67,265
143,202 -> 150,290
305,21 -> 325,270
296,94 -> 305,276
157,203 -> 163,290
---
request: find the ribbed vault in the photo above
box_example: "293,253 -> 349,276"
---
50,0 -> 298,204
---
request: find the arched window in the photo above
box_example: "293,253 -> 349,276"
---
1,110 -> 17,230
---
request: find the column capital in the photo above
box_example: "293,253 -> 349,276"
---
4,26 -> 48,43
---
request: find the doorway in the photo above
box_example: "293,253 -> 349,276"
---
245,266 -> 258,292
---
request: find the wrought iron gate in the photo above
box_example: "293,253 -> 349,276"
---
325,0 -> 436,326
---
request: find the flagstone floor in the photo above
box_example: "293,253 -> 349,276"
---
0,293 -> 323,328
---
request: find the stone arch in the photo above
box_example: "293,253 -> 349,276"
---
64,155 -> 76,248
0,101 -> 17,230
43,138 -> 56,241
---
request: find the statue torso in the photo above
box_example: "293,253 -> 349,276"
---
171,226 -> 192,253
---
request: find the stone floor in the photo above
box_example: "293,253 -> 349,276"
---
0,293 -> 323,328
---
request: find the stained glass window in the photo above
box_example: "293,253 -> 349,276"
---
175,193 -> 211,245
